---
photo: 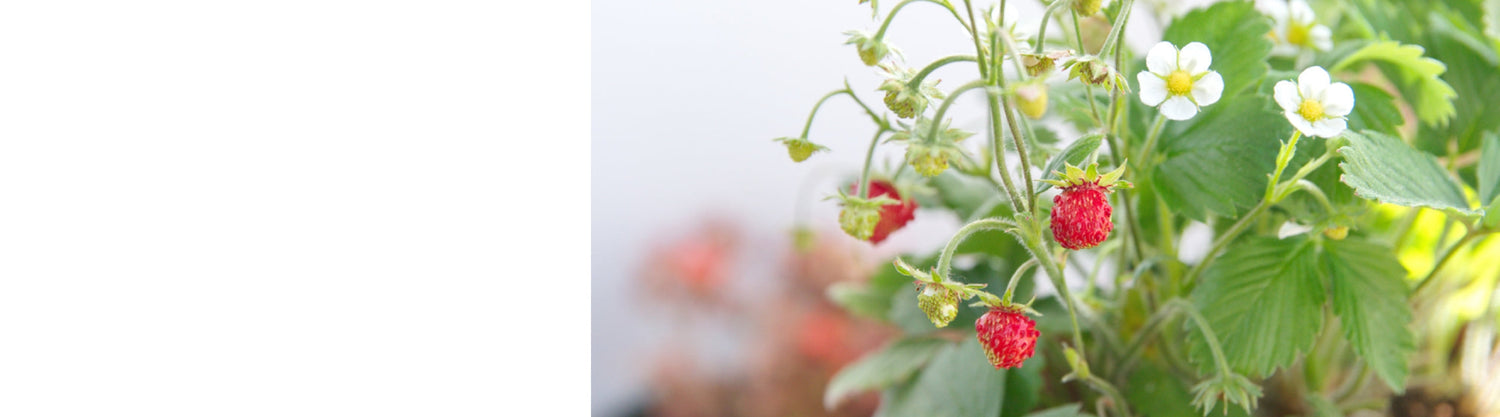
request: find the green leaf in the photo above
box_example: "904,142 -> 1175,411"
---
1153,96 -> 1292,221
1001,348 -> 1046,417
1332,40 -> 1457,126
874,338 -> 1009,417
824,336 -> 950,409
1338,130 -> 1474,213
1162,1 -> 1272,99
1189,236 -> 1325,377
1036,134 -> 1104,194
931,171 -> 1001,220
1323,238 -> 1415,392
1478,131 -> 1500,205
1413,15 -> 1500,154
1345,82 -> 1405,137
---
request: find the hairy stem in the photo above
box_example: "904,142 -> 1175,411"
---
856,129 -> 889,199
936,217 -> 1015,279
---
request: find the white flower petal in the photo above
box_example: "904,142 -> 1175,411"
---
1320,82 -> 1355,117
1289,0 -> 1315,23
1179,42 -> 1213,74
1257,0 -> 1288,21
1270,44 -> 1299,58
1160,95 -> 1199,120
1286,110 -> 1317,136
1311,117 -> 1347,138
1278,221 -> 1313,239
1311,25 -> 1332,51
1138,72 -> 1168,106
1191,71 -> 1224,106
1298,66 -> 1330,99
1273,80 -> 1302,112
1146,41 -> 1179,76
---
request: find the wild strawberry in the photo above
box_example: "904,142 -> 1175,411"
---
846,180 -> 917,244
1014,81 -> 1048,120
975,306 -> 1040,369
773,137 -> 827,163
915,282 -> 959,327
1042,162 -> 1132,250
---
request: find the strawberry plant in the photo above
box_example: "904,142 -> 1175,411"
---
779,0 -> 1500,415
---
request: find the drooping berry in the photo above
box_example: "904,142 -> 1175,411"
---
774,137 -> 827,163
1015,82 -> 1048,120
915,283 -> 959,327
838,203 -> 881,241
975,306 -> 1040,369
1041,163 -> 1132,250
846,180 -> 917,244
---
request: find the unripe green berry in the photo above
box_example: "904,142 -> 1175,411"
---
839,204 -> 881,240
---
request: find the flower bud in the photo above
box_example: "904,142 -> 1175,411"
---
1323,226 -> 1349,240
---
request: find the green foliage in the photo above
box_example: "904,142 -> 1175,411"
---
1480,132 -> 1500,206
1338,130 -> 1475,214
1415,14 -> 1500,154
1331,40 -> 1457,126
1344,83 -> 1405,137
1189,236 -> 1324,377
1323,238 -> 1416,392
1152,96 -> 1291,221
875,339 -> 1010,417
824,336 -> 950,409
1025,404 -> 1092,417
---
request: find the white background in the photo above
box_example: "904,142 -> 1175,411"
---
0,1 -> 582,415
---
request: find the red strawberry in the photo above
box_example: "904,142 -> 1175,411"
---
1042,163 -> 1131,250
847,180 -> 917,244
1052,183 -> 1113,250
975,306 -> 1039,369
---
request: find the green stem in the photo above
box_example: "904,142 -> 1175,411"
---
875,0 -> 970,40
1003,258 -> 1039,304
1265,130 -> 1303,202
1166,298 -> 1233,374
988,91 -> 1029,213
843,79 -> 892,130
1023,236 -> 1087,357
1137,113 -> 1166,166
1411,231 -> 1483,295
1031,0 -> 1066,53
926,80 -> 991,140
962,0 -> 988,80
1099,0 -> 1136,60
992,78 -> 1037,212
936,218 -> 1015,279
798,89 -> 851,139
856,129 -> 889,199
908,55 -> 978,90
1071,10 -> 1104,125
1183,200 -> 1269,287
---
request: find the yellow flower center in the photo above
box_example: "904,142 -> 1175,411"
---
1166,70 -> 1193,96
1286,24 -> 1310,47
1297,98 -> 1325,121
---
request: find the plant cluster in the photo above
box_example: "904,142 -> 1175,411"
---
776,0 -> 1500,415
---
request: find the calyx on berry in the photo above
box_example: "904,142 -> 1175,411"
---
1061,55 -> 1131,93
830,190 -> 897,241
877,63 -> 944,119
892,258 -> 990,328
888,118 -> 973,177
846,180 -> 918,244
844,31 -> 894,66
976,305 -> 1040,369
773,137 -> 828,163
1040,161 -> 1133,191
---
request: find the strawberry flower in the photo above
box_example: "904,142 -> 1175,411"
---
1274,66 -> 1353,138
1258,0 -> 1332,57
1137,41 -> 1224,121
